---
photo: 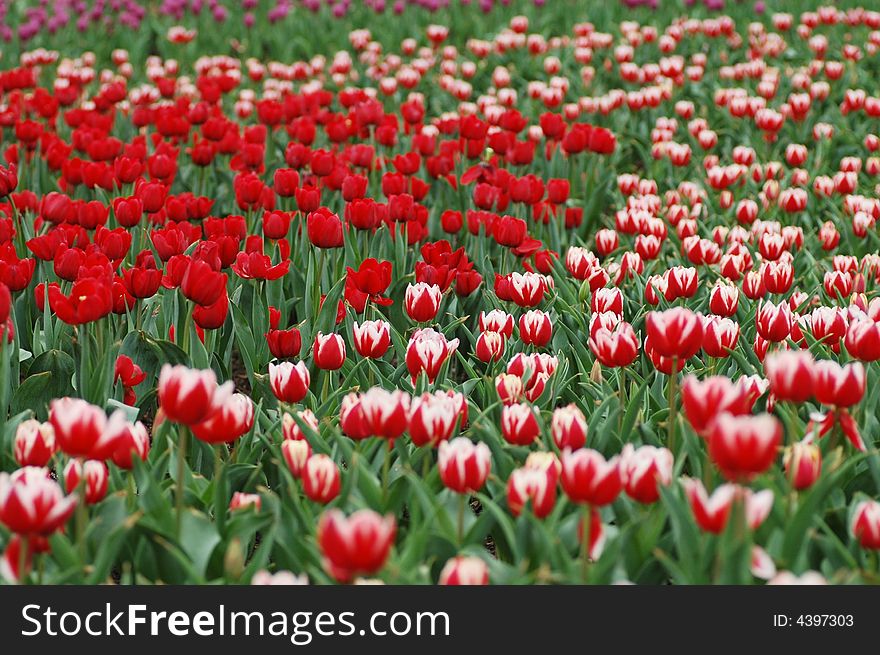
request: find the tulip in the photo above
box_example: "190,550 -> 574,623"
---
438,438 -> 492,494
313,332 -> 346,370
506,466 -> 557,518
507,271 -> 546,307
0,467 -> 77,536
281,439 -> 312,478
701,315 -> 740,358
560,448 -> 622,506
158,365 -> 233,425
682,479 -> 737,534
302,454 -> 341,504
266,327 -> 302,358
105,412 -> 150,470
812,360 -> 865,408
282,409 -> 319,442
764,350 -> 814,403
317,509 -> 396,582
851,500 -> 880,550
645,308 -> 704,360
409,391 -> 466,447
406,328 -> 459,384
845,316 -> 880,361
63,459 -> 109,505
352,320 -> 391,358
589,321 -> 639,367
783,440 -> 822,490
620,444 -> 673,503
438,556 -> 489,585
180,259 -> 227,307
709,282 -> 739,316
519,309 -> 553,346
404,282 -> 442,323
551,404 -> 588,450
500,403 -> 540,446
13,420 -> 56,467
48,398 -> 114,460
269,361 -> 311,404
708,413 -> 782,482
475,330 -> 506,362
755,300 -> 793,342
479,310 -> 515,338
344,388 -> 411,440
307,208 -> 343,248
191,393 -> 255,444
229,493 -> 261,512
681,375 -> 753,437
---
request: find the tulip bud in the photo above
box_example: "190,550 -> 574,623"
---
317,509 -> 396,582
784,440 -> 821,490
438,437 -> 492,494
14,419 -> 57,467
852,499 -> 880,550
269,361 -> 311,403
64,459 -> 109,505
281,439 -> 312,478
302,454 -> 341,504
551,404 -> 588,450
439,556 -> 489,585
313,332 -> 347,370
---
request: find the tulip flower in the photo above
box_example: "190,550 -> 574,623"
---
269,361 -> 311,404
352,320 -> 391,358
438,438 -> 491,494
620,444 -> 673,503
317,509 -> 396,583
313,332 -> 347,370
506,465 -> 557,518
851,500 -> 880,550
409,391 -> 466,447
158,365 -> 233,426
63,460 -> 109,505
302,454 -> 341,504
551,404 -> 588,450
0,467 -> 77,536
438,556 -> 489,585
708,413 -> 782,482
13,420 -> 57,467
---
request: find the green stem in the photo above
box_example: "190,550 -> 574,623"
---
176,425 -> 189,540
457,493 -> 467,546
75,461 -> 88,564
382,439 -> 392,507
667,358 -> 678,453
214,445 -> 226,536
18,535 -> 29,585
581,504 -> 592,584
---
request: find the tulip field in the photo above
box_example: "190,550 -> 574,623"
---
2,0 -> 880,587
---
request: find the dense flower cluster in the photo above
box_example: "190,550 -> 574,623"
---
0,1 -> 879,586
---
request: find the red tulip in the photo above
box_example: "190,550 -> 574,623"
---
438,437 -> 491,493
158,365 -> 233,426
844,315 -> 880,361
501,403 -> 540,446
439,556 -> 489,585
281,439 -> 312,478
708,413 -> 782,482
13,420 -> 57,467
701,315 -> 740,358
307,208 -> 343,249
313,332 -> 346,370
812,360 -> 865,407
266,327 -> 302,358
682,478 -> 737,534
352,320 -> 391,358
341,388 -> 410,440
852,500 -> 880,550
302,454 -> 341,504
479,310 -> 515,338
784,440 -> 821,490
191,393 -> 255,444
269,361 -> 311,403
64,459 -> 108,505
0,467 -> 77,536
645,307 -> 704,360
317,509 -> 396,582
507,465 -> 557,518
620,444 -> 673,503
560,448 -> 622,505
506,271 -> 547,307
519,309 -> 553,346
475,330 -> 506,362
551,404 -> 588,450
49,398 -> 114,459
709,282 -> 739,316
406,328 -> 459,384
181,259 -> 227,307
409,390 -> 466,447
404,282 -> 442,322
764,350 -> 814,403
